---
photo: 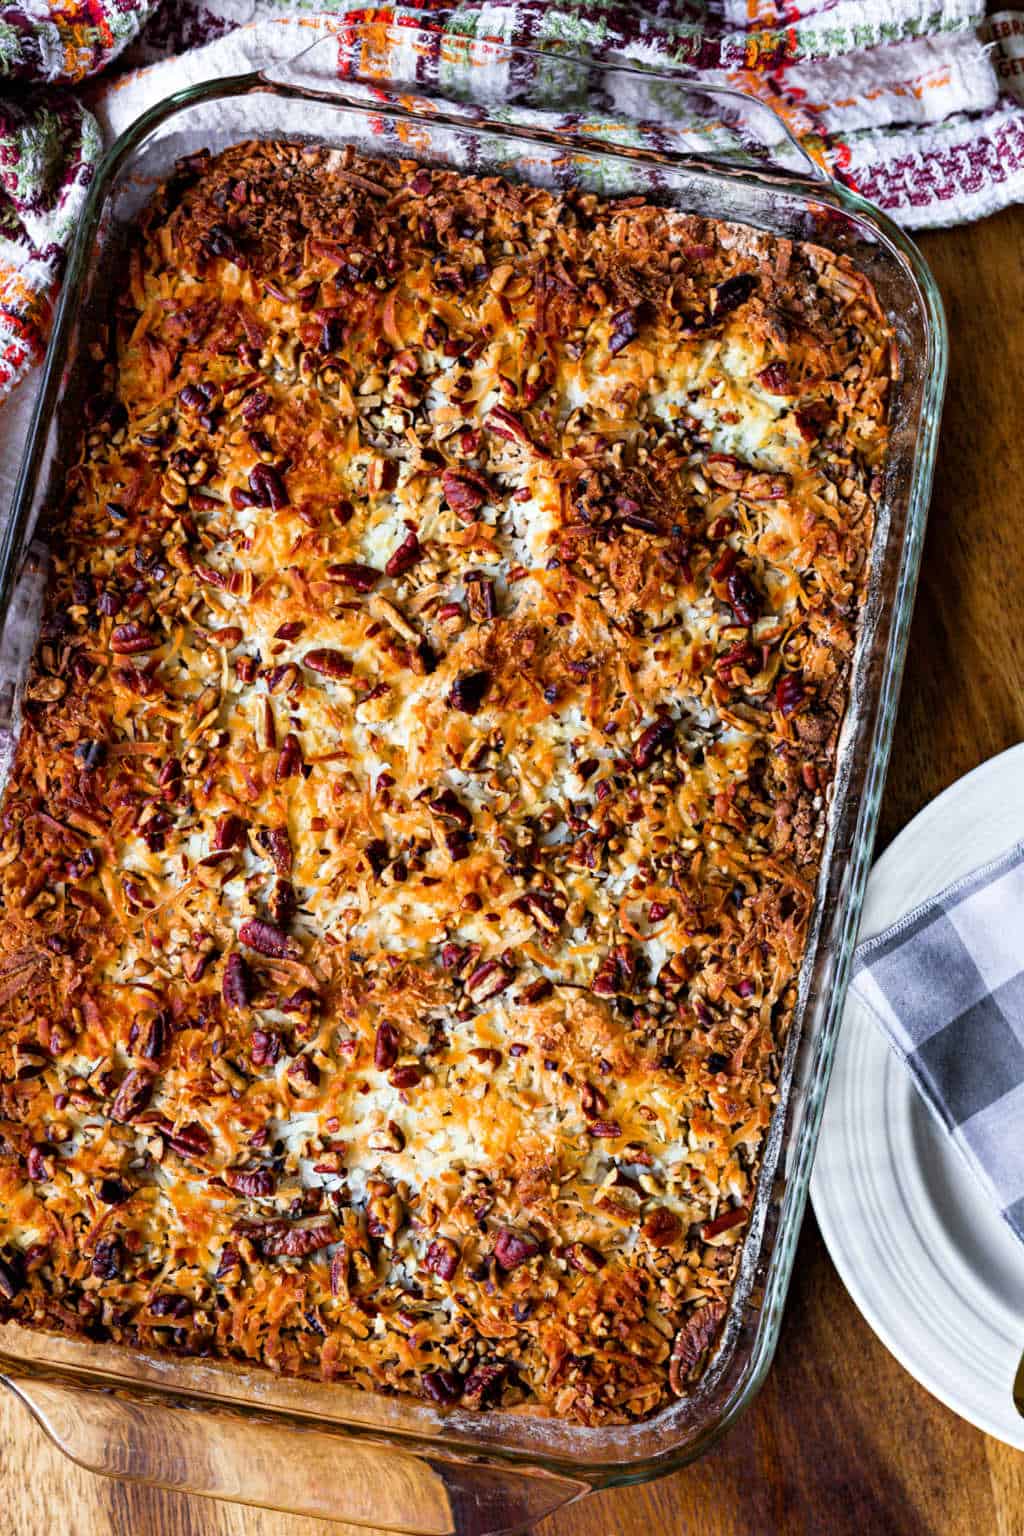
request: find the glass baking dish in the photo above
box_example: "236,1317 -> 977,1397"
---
0,26 -> 946,1533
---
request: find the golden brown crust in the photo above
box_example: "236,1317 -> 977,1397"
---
0,142 -> 892,1424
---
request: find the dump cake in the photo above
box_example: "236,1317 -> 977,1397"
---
0,142 -> 893,1424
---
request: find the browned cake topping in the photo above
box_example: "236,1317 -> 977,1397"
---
0,141 -> 892,1424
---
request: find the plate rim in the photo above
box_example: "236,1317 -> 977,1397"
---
810,742 -> 1024,1449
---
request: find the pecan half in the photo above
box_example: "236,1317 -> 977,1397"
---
487,404 -> 537,450
642,1207 -> 682,1248
110,1069 -> 153,1124
261,1216 -> 336,1258
422,1369 -> 463,1406
110,622 -> 157,654
238,918 -> 298,959
465,959 -> 514,1003
632,715 -> 675,770
441,467 -> 492,522
164,1122 -> 212,1162
248,463 -> 289,509
374,1022 -> 400,1070
257,825 -> 292,876
275,733 -> 302,781
587,1120 -> 622,1139
493,1228 -> 540,1271
669,1301 -> 726,1394
304,649 -> 352,680
385,531 -> 422,578
225,1167 -> 276,1198
725,566 -> 761,627
327,562 -> 379,591
222,953 -> 252,1009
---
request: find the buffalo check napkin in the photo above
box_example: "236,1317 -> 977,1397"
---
851,839 -> 1024,1245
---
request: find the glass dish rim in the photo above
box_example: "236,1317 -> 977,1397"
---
0,54 -> 948,1493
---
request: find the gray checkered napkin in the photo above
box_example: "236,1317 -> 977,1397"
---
850,838 -> 1024,1244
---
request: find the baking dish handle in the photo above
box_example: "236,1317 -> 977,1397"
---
3,1371 -> 589,1533
260,26 -> 832,187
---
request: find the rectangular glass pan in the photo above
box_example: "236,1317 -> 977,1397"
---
0,28 -> 946,1534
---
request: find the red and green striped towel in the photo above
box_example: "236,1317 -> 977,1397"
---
1,1 -> 1022,415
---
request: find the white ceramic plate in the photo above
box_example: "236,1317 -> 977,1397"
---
811,742 -> 1024,1448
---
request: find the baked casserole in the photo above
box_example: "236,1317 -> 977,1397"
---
0,142 -> 893,1425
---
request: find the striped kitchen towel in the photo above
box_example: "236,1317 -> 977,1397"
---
851,839 -> 1024,1244
1,1 -> 1024,414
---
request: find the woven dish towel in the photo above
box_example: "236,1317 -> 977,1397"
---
2,0 -> 1024,420
851,839 -> 1024,1244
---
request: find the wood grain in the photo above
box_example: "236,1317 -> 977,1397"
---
0,208 -> 1021,1536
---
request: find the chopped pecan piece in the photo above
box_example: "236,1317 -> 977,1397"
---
214,812 -> 246,850
775,672 -> 806,717
564,1242 -> 604,1274
642,1208 -> 682,1248
215,1244 -> 243,1282
711,272 -> 758,318
462,1364 -> 506,1407
757,362 -> 792,394
464,570 -> 497,622
608,306 -> 639,355
702,1205 -> 748,1240
424,1237 -> 460,1281
0,1252 -> 23,1302
258,825 -> 293,876
91,1236 -> 122,1280
448,669 -> 490,714
428,789 -> 472,830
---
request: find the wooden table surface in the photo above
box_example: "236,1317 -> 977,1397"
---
2,206 -> 1022,1536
